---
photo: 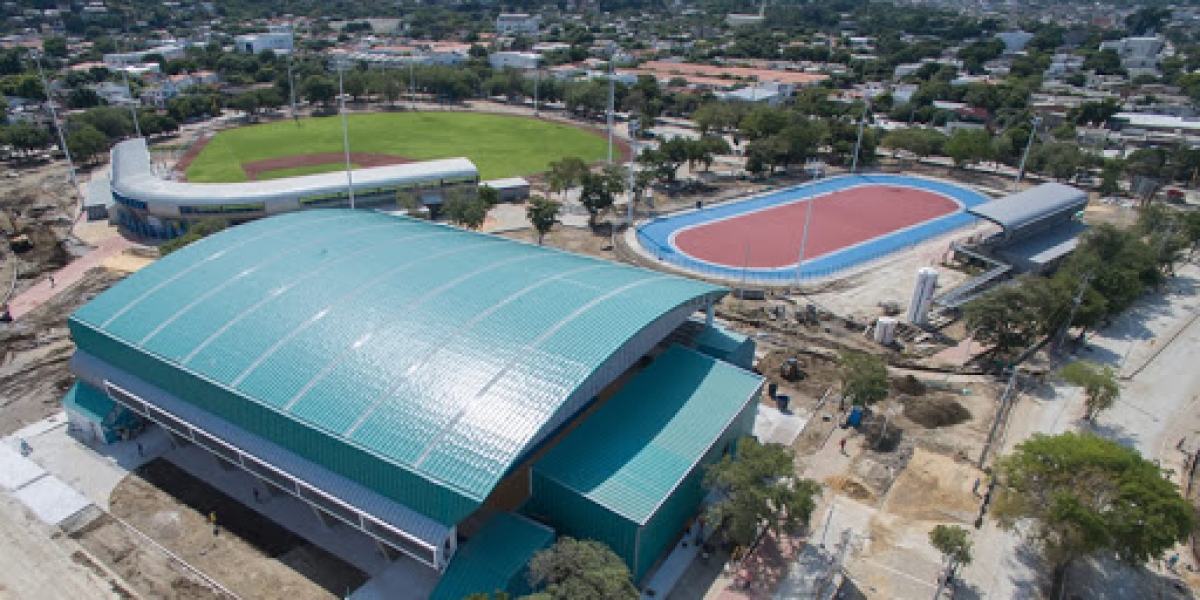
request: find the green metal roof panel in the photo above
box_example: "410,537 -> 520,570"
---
62,382 -> 116,423
533,345 -> 763,525
429,512 -> 554,600
70,210 -> 725,525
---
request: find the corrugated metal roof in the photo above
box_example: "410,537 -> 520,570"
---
69,210 -> 726,526
533,345 -> 763,524
429,513 -> 554,600
968,183 -> 1087,237
110,138 -> 478,206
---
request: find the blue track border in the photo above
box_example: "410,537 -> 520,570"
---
635,174 -> 990,283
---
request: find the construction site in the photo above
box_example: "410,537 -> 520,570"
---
3,133 -> 1198,600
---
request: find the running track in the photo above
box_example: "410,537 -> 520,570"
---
636,175 -> 991,282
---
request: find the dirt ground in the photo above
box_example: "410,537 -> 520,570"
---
241,152 -> 415,181
0,267 -> 127,436
496,224 -> 618,259
104,459 -> 365,599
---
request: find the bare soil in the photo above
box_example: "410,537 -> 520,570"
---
241,152 -> 415,181
0,268 -> 126,436
496,225 -> 618,260
107,459 -> 366,599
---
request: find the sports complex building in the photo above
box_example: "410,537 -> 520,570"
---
63,210 -> 764,597
106,138 -> 480,239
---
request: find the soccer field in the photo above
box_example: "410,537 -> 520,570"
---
185,112 -> 610,182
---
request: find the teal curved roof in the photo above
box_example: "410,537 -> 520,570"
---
69,210 -> 725,525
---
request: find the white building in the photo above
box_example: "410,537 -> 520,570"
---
103,43 -> 189,67
1099,36 -> 1168,71
489,51 -> 542,70
91,81 -> 134,105
235,30 -> 294,55
496,13 -> 540,36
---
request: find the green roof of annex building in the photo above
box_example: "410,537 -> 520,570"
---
429,513 -> 554,600
533,345 -> 763,524
68,210 -> 725,527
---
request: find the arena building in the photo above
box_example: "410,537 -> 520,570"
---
107,138 -> 479,239
63,210 -> 763,596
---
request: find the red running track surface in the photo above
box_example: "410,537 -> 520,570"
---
673,185 -> 959,269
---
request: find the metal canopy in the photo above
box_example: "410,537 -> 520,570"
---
967,182 -> 1087,241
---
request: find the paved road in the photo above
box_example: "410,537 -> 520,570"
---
961,263 -> 1200,599
7,235 -> 134,321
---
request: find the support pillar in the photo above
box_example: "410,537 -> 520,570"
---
311,505 -> 337,528
705,303 -> 715,327
375,539 -> 400,562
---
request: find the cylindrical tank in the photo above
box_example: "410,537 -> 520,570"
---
906,267 -> 939,325
874,316 -> 898,344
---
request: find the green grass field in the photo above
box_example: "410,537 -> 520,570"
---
257,163 -> 361,180
185,112 -> 609,182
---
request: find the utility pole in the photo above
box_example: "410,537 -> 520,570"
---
851,99 -> 870,173
533,68 -> 540,117
1054,273 -> 1093,353
1013,115 -> 1042,191
335,60 -> 355,209
409,56 -> 417,111
32,51 -> 84,229
116,38 -> 142,137
287,33 -> 298,122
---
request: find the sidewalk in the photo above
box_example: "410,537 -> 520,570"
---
7,234 -> 135,321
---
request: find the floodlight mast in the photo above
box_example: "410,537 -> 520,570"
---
335,59 -> 355,209
32,50 -> 85,230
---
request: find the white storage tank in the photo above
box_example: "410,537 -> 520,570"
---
906,267 -> 939,325
874,316 -> 898,344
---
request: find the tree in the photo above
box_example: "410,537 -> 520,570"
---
838,350 -> 888,405
527,538 -> 637,600
943,129 -> 994,169
442,193 -> 489,230
526,195 -> 561,244
578,171 -> 615,225
2,122 -> 52,157
929,523 -> 973,587
992,433 -> 1196,592
301,74 -> 337,106
67,87 -> 104,109
42,36 -> 68,58
1058,361 -> 1119,421
546,156 -> 589,199
963,282 -> 1047,363
704,437 -> 821,546
929,524 -> 973,567
65,124 -> 109,164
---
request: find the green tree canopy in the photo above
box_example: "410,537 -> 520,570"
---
526,195 -> 561,245
838,350 -> 889,405
527,538 -> 637,600
442,191 -> 489,230
703,436 -> 821,546
929,524 -> 973,567
65,124 -> 109,164
992,432 -> 1196,586
546,156 -> 589,199
1058,360 -> 1119,421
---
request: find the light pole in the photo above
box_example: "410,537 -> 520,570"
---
606,54 -> 615,164
627,119 -> 639,227
286,45 -> 297,121
32,50 -> 84,228
409,56 -> 416,111
850,99 -> 870,174
1013,115 -> 1042,191
335,60 -> 355,209
794,160 -> 820,286
533,68 -> 540,117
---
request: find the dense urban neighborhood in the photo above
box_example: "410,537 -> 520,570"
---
2,0 -> 1200,599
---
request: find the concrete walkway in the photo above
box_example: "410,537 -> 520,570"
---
7,234 -> 135,321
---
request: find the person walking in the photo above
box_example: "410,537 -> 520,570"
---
839,438 -> 848,454
48,275 -> 55,288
